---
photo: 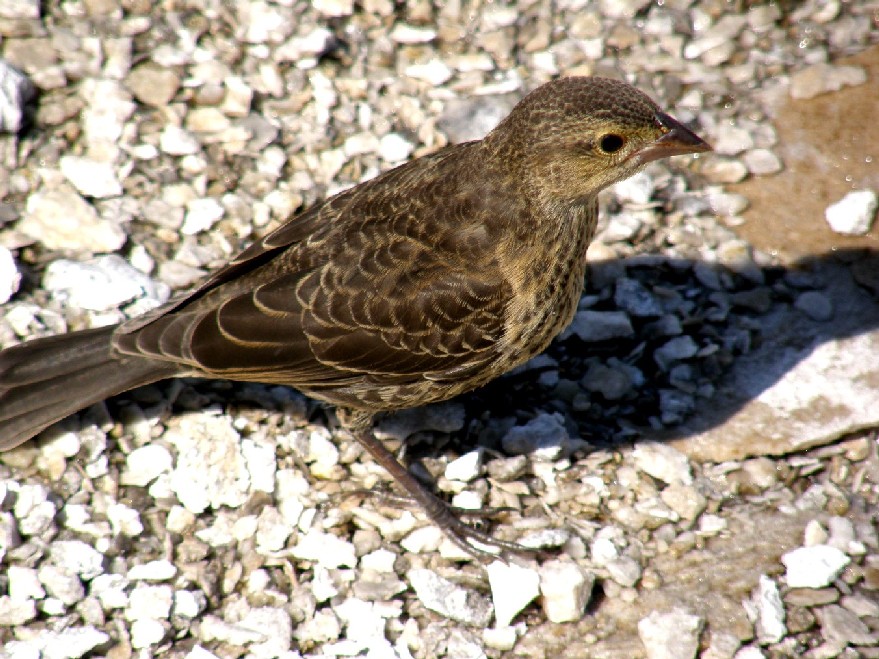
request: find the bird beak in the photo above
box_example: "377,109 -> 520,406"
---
630,112 -> 712,165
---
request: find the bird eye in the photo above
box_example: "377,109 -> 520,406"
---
599,134 -> 625,153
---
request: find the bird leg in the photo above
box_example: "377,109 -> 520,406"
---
347,423 -> 536,559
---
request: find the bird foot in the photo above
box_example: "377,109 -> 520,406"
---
349,426 -> 538,560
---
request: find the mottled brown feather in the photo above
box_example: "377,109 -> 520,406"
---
1,75 -> 710,447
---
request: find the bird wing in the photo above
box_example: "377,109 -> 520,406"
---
116,146 -> 512,389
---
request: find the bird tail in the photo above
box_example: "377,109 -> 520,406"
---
0,326 -> 176,450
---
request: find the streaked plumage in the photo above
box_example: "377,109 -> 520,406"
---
0,77 -> 710,555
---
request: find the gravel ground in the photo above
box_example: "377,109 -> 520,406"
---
0,1 -> 878,658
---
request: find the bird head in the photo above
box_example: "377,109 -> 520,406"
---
485,76 -> 711,207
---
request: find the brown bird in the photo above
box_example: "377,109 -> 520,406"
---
0,77 -> 709,555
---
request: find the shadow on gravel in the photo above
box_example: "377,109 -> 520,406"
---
460,246 -> 879,459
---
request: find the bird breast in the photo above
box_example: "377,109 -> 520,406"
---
498,199 -> 598,366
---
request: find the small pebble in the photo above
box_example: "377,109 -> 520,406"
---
486,560 -> 541,627
794,291 -> 833,322
753,575 -> 786,644
538,559 -> 594,623
501,412 -> 571,460
637,607 -> 703,659
0,60 -> 34,133
407,569 -> 492,627
824,189 -> 877,236
782,544 -> 850,588
59,156 -> 122,199
632,442 -> 693,485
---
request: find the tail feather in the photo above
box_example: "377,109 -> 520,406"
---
0,326 -> 177,450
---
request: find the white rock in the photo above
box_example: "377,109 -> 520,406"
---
0,60 -> 35,133
378,132 -> 414,162
221,76 -> 252,116
0,0 -> 39,20
126,584 -> 174,620
7,566 -> 45,601
14,483 -> 55,537
20,627 -> 110,659
291,530 -> 357,568
0,244 -> 20,304
295,608 -> 341,646
538,559 -> 594,623
602,211 -> 644,242
753,575 -> 786,644
742,148 -> 783,176
824,189 -> 877,235
59,156 -> 122,199
400,525 -> 445,554
313,0 -> 353,17
632,441 -> 693,485
255,507 -> 293,552
106,502 -> 144,537
334,598 -> 399,656
712,125 -> 754,156
81,79 -> 135,146
21,185 -> 126,252
160,125 -> 200,155
0,595 -> 36,625
390,24 -> 437,44
38,565 -> 84,605
181,197 -> 225,235
444,449 -> 483,482
200,614 -> 265,645
173,590 -> 207,619
698,514 -> 728,535
167,415 -> 250,514
239,607 -> 293,656
706,189 -> 749,216
242,438 -> 276,494
407,568 -> 493,626
275,469 -> 307,527
486,560 -> 540,627
518,527 -> 571,551
360,549 -> 397,573
128,560 -> 177,582
302,426 -> 340,477
90,574 -> 129,610
49,540 -> 105,579
185,645 -> 220,659
165,506 -> 195,535
121,444 -> 174,487
344,132 -> 380,157
701,631 -> 741,659
638,607 -> 703,659
131,618 -> 166,649
276,27 -> 335,62
405,60 -> 453,86
239,0 -> 290,43
483,626 -> 518,651
43,255 -> 169,312
606,556 -> 642,587
782,544 -> 850,588
803,519 -> 828,546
